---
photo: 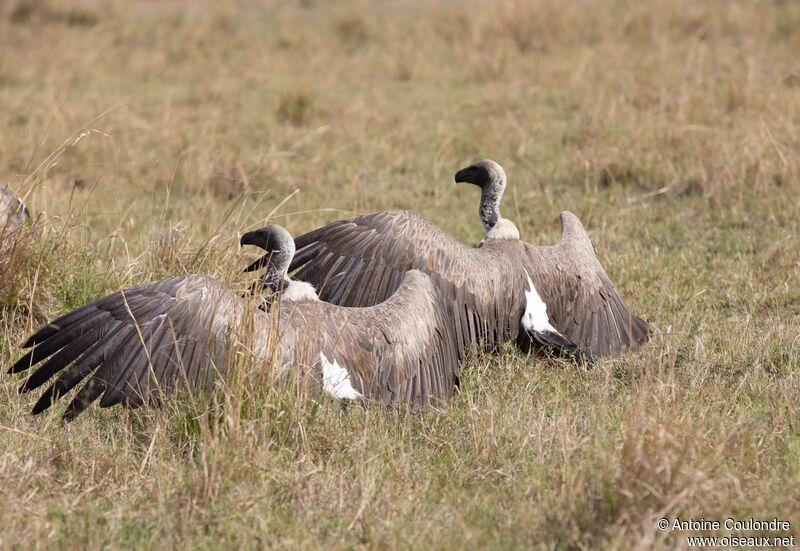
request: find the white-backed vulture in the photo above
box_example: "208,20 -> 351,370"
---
280,160 -> 649,359
9,226 -> 461,421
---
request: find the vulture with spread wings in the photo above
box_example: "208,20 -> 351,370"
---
277,160 -> 650,359
9,226 -> 461,421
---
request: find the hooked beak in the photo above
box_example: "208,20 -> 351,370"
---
454,167 -> 474,184
241,230 -> 269,273
240,230 -> 263,248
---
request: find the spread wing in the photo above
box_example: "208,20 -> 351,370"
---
10,270 -> 462,420
290,211 -> 475,302
289,211 -> 529,357
9,275 -> 270,421
522,212 -> 650,357
290,270 -> 460,405
290,210 -> 649,358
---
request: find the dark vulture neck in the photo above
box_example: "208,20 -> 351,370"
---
267,277 -> 292,294
263,251 -> 292,293
479,179 -> 504,231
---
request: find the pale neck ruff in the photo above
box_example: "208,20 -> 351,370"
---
282,280 -> 319,302
482,218 -> 520,242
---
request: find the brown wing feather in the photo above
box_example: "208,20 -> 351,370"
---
522,212 -> 650,357
290,211 -> 529,357
291,210 -> 648,359
13,275 -> 272,420
349,270 -> 460,405
280,270 -> 460,405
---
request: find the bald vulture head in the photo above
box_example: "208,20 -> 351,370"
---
455,159 -> 507,232
241,225 -> 295,293
241,224 -> 319,302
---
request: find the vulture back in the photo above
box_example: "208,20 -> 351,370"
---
290,210 -> 649,358
275,269 -> 461,405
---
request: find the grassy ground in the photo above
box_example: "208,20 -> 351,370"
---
1,0 -> 799,548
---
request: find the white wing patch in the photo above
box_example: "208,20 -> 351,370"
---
320,352 -> 363,399
522,272 -> 559,334
283,280 -> 319,302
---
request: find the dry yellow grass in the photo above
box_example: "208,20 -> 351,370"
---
1,0 -> 799,548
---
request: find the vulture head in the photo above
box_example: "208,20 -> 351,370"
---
241,225 -> 319,302
241,225 -> 295,293
454,159 -> 507,232
454,159 -> 506,189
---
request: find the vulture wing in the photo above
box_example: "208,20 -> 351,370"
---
11,270 -> 463,420
289,210 -> 649,358
289,210 -> 530,357
10,275 -> 271,421
280,270 -> 461,405
521,212 -> 650,358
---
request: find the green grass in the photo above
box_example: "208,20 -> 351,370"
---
1,0 -> 799,548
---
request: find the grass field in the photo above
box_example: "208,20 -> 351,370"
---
1,0 -> 799,548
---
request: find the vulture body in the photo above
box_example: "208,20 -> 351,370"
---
286,160 -> 649,359
9,226 -> 460,421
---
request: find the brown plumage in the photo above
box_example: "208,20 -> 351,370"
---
9,226 -> 460,421
287,160 -> 650,359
